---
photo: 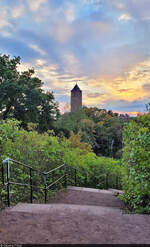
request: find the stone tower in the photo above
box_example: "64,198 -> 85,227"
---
71,84 -> 82,112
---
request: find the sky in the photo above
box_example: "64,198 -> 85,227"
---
1,0 -> 150,115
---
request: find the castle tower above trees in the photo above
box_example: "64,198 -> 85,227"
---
71,84 -> 82,112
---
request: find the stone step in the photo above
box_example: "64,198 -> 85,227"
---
2,200 -> 150,244
1,187 -> 150,244
9,202 -> 121,215
67,186 -> 114,194
47,187 -> 124,208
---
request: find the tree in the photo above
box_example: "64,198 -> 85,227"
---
55,109 -> 87,135
82,107 -> 125,157
0,54 -> 59,131
56,106 -> 130,158
69,131 -> 93,154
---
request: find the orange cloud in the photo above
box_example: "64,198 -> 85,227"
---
17,56 -> 150,115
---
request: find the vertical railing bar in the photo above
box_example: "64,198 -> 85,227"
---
2,159 -> 73,205
52,170 -> 55,190
118,176 -> 121,189
106,173 -> 109,189
6,160 -> 10,207
52,170 -> 54,183
44,174 -> 47,203
68,166 -> 72,185
70,167 -> 72,185
84,171 -> 87,187
116,176 -> 118,189
1,162 -> 4,185
64,164 -> 67,188
75,168 -> 77,186
71,167 -> 73,185
30,168 -> 33,203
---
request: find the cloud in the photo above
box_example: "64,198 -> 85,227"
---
0,36 -> 40,60
142,83 -> 150,91
35,59 -> 47,66
110,0 -> 150,22
49,21 -> 74,43
59,102 -> 70,114
87,93 -> 104,98
27,0 -> 47,12
65,4 -> 76,23
17,62 -> 33,73
0,30 -> 12,38
15,51 -> 150,116
0,8 -> 13,29
118,13 -> 133,21
1,0 -> 150,115
83,0 -> 102,5
106,58 -> 150,102
0,5 -> 24,38
29,44 -> 46,56
12,5 -> 25,18
117,88 -> 134,93
62,52 -> 80,74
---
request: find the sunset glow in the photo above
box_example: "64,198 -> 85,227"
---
1,0 -> 150,115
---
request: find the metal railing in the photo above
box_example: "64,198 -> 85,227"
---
1,158 -> 77,207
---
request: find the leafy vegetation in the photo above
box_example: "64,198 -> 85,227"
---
0,119 -> 123,205
55,107 -> 131,158
121,113 -> 150,213
0,54 -> 60,132
1,53 -> 150,214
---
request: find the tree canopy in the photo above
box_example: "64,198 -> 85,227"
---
55,107 -> 131,158
0,54 -> 59,131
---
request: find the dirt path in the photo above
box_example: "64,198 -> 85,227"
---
0,187 -> 150,244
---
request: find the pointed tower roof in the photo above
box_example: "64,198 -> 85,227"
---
71,84 -> 81,92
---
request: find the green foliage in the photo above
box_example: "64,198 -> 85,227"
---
0,54 -> 60,131
0,118 -> 20,160
0,119 -> 123,206
65,152 -> 123,189
55,109 -> 87,137
69,131 -> 93,154
56,107 -> 130,158
121,113 -> 150,213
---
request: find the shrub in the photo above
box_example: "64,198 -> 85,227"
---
0,119 -> 123,205
121,113 -> 150,213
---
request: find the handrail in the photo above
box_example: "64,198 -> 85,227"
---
47,175 -> 65,189
2,158 -> 66,175
1,157 -> 77,207
8,182 -> 44,190
45,164 -> 65,175
2,158 -> 45,175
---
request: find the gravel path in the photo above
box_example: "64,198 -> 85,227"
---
0,187 -> 150,244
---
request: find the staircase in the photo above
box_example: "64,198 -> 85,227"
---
1,158 -> 150,244
1,186 -> 150,244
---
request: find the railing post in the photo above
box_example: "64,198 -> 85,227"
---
106,173 -> 109,189
30,168 -> 33,203
44,174 -> 47,203
116,176 -> 118,189
6,159 -> 10,207
1,161 -> 4,185
84,172 -> 87,187
64,165 -> 67,188
74,168 -> 77,186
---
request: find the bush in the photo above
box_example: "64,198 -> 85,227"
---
121,113 -> 150,213
0,119 -> 123,206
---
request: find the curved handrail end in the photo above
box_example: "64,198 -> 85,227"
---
2,157 -> 10,165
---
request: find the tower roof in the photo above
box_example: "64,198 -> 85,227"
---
71,84 -> 81,92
